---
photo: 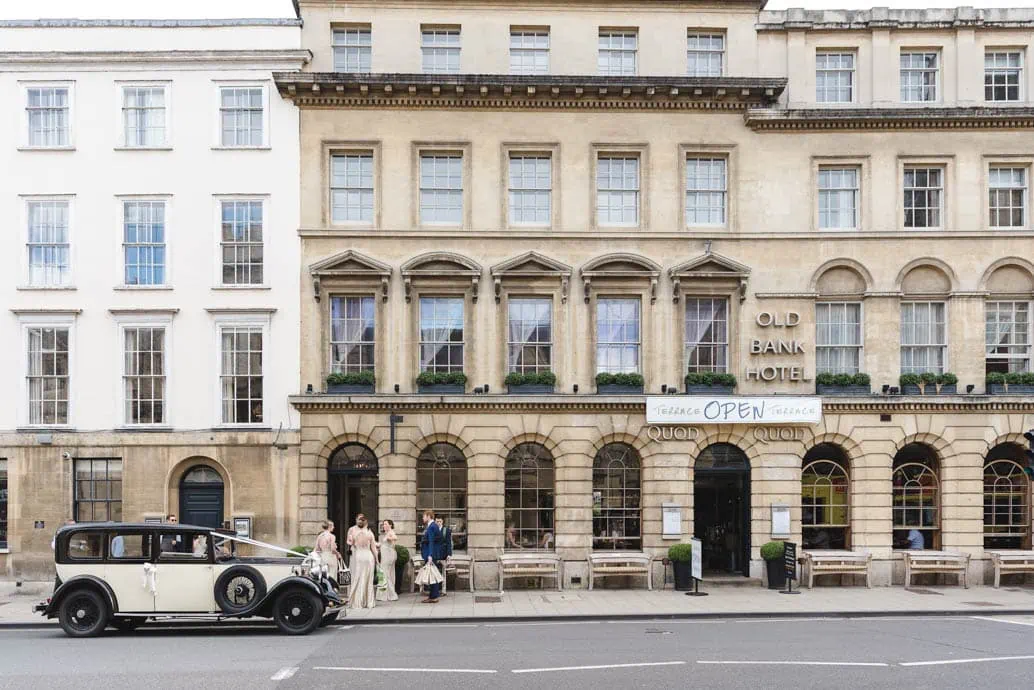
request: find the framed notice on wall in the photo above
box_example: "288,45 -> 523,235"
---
662,503 -> 681,539
233,517 -> 252,539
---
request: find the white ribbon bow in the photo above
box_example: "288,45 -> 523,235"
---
142,563 -> 159,596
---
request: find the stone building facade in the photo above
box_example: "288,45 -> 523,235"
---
280,1 -> 1034,587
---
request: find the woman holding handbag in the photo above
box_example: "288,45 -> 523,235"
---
376,520 -> 399,602
347,515 -> 378,609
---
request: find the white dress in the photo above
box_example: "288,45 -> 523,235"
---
376,538 -> 398,602
348,528 -> 377,609
313,530 -> 339,579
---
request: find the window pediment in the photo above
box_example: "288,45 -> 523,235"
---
401,251 -> 482,302
309,249 -> 391,302
490,251 -> 572,303
669,251 -> 751,302
580,253 -> 661,304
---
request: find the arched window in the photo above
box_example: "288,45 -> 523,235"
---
182,466 -> 223,484
592,443 -> 641,551
984,443 -> 1031,550
504,442 -> 554,550
892,443 -> 940,550
416,443 -> 467,551
328,443 -> 378,473
801,444 -> 850,550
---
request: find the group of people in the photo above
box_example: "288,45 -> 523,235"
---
313,510 -> 455,608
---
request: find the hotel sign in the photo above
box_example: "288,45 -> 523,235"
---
646,396 -> 822,425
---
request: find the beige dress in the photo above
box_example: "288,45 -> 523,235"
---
376,530 -> 399,602
313,530 -> 339,579
348,527 -> 377,609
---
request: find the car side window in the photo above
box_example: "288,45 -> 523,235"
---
66,532 -> 104,560
158,532 -> 209,561
109,533 -> 152,560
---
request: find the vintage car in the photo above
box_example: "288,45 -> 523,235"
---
35,522 -> 343,637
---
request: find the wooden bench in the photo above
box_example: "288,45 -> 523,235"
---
987,550 -> 1034,588
587,552 -> 652,590
903,550 -> 971,588
800,550 -> 872,588
498,552 -> 562,593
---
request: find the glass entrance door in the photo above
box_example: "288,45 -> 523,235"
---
693,443 -> 751,577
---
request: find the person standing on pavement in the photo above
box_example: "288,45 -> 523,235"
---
420,510 -> 443,604
436,517 -> 452,596
348,515 -> 378,609
314,520 -> 341,581
376,520 -> 399,602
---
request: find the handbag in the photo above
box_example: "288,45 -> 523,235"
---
337,556 -> 351,588
414,560 -> 443,587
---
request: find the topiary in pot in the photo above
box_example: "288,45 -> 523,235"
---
760,540 -> 787,590
393,544 -> 411,595
668,543 -> 694,590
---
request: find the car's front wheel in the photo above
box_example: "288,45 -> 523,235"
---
58,589 -> 110,638
273,589 -> 324,635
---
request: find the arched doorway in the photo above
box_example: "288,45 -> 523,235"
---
694,443 -> 750,576
327,443 -> 378,559
179,465 -> 225,529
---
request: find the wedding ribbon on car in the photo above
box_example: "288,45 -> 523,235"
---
142,562 -> 159,595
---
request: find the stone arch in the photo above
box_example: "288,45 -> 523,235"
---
581,252 -> 662,274
411,432 -> 472,459
895,257 -> 958,294
166,456 -> 232,522
987,431 -> 1030,452
691,431 -> 762,468
801,432 -> 864,469
500,432 -> 559,457
809,258 -> 874,296
979,257 -> 1034,294
316,432 -> 380,470
400,251 -> 482,274
893,432 -> 954,463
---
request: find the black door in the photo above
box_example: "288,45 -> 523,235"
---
179,466 -> 225,529
693,444 -> 751,577
327,444 -> 379,563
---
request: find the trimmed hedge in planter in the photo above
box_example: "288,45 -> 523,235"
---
684,372 -> 737,395
505,371 -> 556,394
815,373 -> 871,396
416,371 -> 467,394
668,543 -> 693,591
899,372 -> 958,395
987,372 -> 1034,394
760,541 -> 786,590
326,370 -> 376,394
595,372 -> 644,394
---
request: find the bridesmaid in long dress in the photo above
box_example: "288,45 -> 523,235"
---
376,520 -> 399,602
313,520 -> 340,581
348,515 -> 378,609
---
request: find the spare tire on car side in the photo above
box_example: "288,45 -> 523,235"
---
214,565 -> 267,614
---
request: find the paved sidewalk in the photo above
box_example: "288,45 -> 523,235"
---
3,581 -> 1034,627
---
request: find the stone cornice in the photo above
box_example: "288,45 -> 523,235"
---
300,0 -> 767,10
758,7 -> 1034,32
290,394 -> 1034,415
746,107 -> 1034,132
0,50 -> 311,69
273,72 -> 786,110
0,19 -> 301,28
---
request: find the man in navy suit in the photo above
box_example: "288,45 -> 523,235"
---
420,509 -> 443,603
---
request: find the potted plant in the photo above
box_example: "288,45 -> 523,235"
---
393,544 -> 410,596
899,373 -> 922,395
416,371 -> 467,394
936,372 -> 958,394
760,540 -> 786,590
326,370 -> 375,394
505,371 -> 557,394
668,543 -> 693,591
684,372 -> 737,395
988,371 -> 1034,394
595,372 -> 645,394
289,545 -> 311,556
815,372 -> 871,396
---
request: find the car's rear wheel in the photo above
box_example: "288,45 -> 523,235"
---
58,589 -> 109,638
111,617 -> 145,633
273,589 -> 324,635
214,566 -> 267,614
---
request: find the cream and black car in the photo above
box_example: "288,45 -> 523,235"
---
36,522 -> 343,637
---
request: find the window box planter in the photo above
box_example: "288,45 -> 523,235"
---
986,373 -> 1034,395
816,384 -> 871,396
326,383 -> 375,394
816,374 -> 871,396
416,372 -> 467,394
507,384 -> 555,394
597,384 -> 644,395
504,372 -> 556,395
899,374 -> 956,396
900,384 -> 923,395
417,384 -> 465,394
683,374 -> 737,396
684,385 -> 735,395
936,384 -> 958,395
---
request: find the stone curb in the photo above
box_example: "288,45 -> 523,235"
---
4,608 -> 1033,630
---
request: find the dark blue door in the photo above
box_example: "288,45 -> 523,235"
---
179,466 -> 225,529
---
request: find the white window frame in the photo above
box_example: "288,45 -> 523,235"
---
18,313 -> 76,429
114,314 -> 173,428
508,154 -> 552,226
984,50 -> 1023,103
684,297 -> 729,374
418,296 -> 466,374
815,52 -> 855,104
598,30 -> 638,76
418,152 -> 465,226
685,156 -> 727,227
595,297 -> 642,375
595,154 -> 641,228
900,301 -> 948,375
118,197 -> 170,288
212,313 -> 270,428
900,51 -> 940,103
686,31 -> 725,77
510,29 -> 550,75
213,82 -> 269,149
20,81 -> 74,149
421,27 -> 461,74
117,82 -> 170,149
330,151 -> 375,225
507,297 -> 553,374
988,165 -> 1028,229
818,166 -> 860,230
214,195 -> 268,288
22,195 -> 74,289
332,25 -> 372,72
329,295 -> 376,374
816,301 -> 863,375
903,165 -> 945,229
985,301 -> 1032,373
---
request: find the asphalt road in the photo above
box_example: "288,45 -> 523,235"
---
2,615 -> 1034,689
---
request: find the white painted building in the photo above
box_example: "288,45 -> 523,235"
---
0,6 -> 309,576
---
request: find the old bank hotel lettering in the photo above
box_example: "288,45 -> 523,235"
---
746,311 -> 809,383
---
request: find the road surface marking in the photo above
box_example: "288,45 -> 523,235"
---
336,625 -> 354,632
486,621 -> 602,628
900,655 -> 1034,667
731,618 -> 830,624
512,661 -> 687,674
970,616 -> 1034,627
698,661 -> 889,667
270,667 -> 298,681
314,666 -> 497,674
